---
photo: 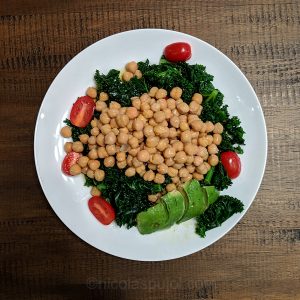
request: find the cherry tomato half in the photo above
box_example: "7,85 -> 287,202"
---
220,151 -> 241,179
70,96 -> 95,128
88,196 -> 116,225
61,151 -> 81,175
164,42 -> 192,62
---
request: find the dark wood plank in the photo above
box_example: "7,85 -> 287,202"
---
0,0 -> 299,299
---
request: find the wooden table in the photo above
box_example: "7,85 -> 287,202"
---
1,1 -> 299,299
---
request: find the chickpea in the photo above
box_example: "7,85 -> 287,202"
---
165,158 -> 175,167
128,137 -> 139,148
198,137 -> 209,147
96,101 -> 107,112
190,120 -> 202,132
131,157 -> 142,168
69,164 -> 81,176
60,126 -> 72,138
136,165 -> 146,176
148,163 -> 157,170
88,144 -> 97,150
105,132 -> 116,145
181,174 -> 192,183
169,128 -> 177,139
122,71 -> 133,82
78,156 -> 89,168
197,163 -> 209,175
205,121 -> 215,133
187,165 -> 195,173
212,133 -> 222,145
125,61 -> 138,73
156,139 -> 169,152
132,119 -> 143,131
148,194 -> 158,203
178,168 -> 189,178
192,93 -> 203,104
100,112 -> 110,124
88,148 -> 98,160
79,134 -> 89,144
179,115 -> 187,123
163,147 -> 176,158
128,147 -> 140,157
177,102 -> 189,114
193,172 -> 204,180
151,102 -> 160,112
149,118 -> 158,127
157,98 -> 168,110
105,145 -> 116,156
208,144 -> 219,155
197,106 -> 203,115
125,167 -> 136,177
213,122 -> 224,134
140,102 -> 150,111
184,143 -> 197,156
64,142 -> 73,153
86,169 -> 95,179
206,135 -> 213,146
172,109 -> 180,116
112,128 -> 119,136
137,150 -> 150,162
127,155 -> 133,166
72,141 -> 84,153
191,138 -> 198,145
167,98 -> 176,110
116,132 -> 128,145
191,131 -> 199,139
144,146 -> 156,154
90,127 -> 99,136
187,155 -> 195,165
166,183 -> 176,192
208,154 -> 219,167
143,170 -> 155,181
115,152 -> 125,162
176,99 -> 183,106
170,87 -> 183,100
115,115 -> 129,128
155,88 -> 167,100
132,98 -> 141,110
143,109 -> 153,119
204,162 -> 211,171
97,147 -> 108,159
88,159 -> 100,171
106,108 -> 118,119
180,131 -> 192,143
117,160 -> 127,169
127,120 -> 133,131
174,151 -> 187,164
154,173 -> 165,184
134,70 -> 142,79
172,176 -> 180,184
126,107 -> 138,120
153,111 -> 165,123
99,92 -> 109,102
86,87 -> 97,98
154,125 -> 169,138
100,124 -> 110,135
151,153 -> 164,165
119,127 -> 129,134
189,101 -> 200,114
81,167 -> 88,174
173,163 -> 184,170
143,125 -> 154,138
148,87 -> 159,97
140,93 -> 151,103
104,156 -> 115,167
200,123 -> 207,133
188,114 -> 198,124
91,186 -> 101,196
163,108 -> 172,120
172,141 -> 184,152
179,122 -> 189,132
157,163 -> 168,174
193,156 -> 203,167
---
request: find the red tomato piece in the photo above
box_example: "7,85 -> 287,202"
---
88,196 -> 116,225
164,42 -> 192,62
70,96 -> 95,128
61,152 -> 81,175
220,151 -> 241,179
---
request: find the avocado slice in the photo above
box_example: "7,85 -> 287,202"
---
137,202 -> 169,234
177,180 -> 208,223
160,190 -> 186,227
203,186 -> 219,205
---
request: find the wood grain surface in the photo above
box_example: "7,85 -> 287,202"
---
0,0 -> 299,299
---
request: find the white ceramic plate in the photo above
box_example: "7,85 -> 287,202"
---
34,29 -> 267,261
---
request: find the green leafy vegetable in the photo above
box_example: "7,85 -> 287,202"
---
196,195 -> 244,237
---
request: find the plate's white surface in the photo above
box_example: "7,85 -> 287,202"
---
34,29 -> 267,261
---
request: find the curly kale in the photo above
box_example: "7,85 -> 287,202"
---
85,165 -> 171,228
202,164 -> 232,191
196,195 -> 244,237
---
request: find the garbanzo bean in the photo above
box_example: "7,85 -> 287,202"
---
157,163 -> 168,174
131,98 -> 141,110
179,168 -> 189,178
148,87 -> 159,97
172,141 -> 184,152
169,128 -> 177,139
122,71 -> 133,82
105,132 -> 116,145
126,107 -> 138,119
180,131 -> 192,143
186,155 -> 194,165
198,146 -> 208,159
193,156 -> 203,167
193,172 -> 204,180
99,92 -> 109,102
127,155 -> 133,166
132,119 -> 143,131
148,163 -> 157,170
132,157 -> 142,168
115,152 -> 125,162
166,183 -> 176,192
186,165 -> 195,173
78,156 -> 89,168
154,173 -> 165,184
165,158 -> 175,166
107,108 -> 118,118
106,145 -> 116,156
155,88 -> 167,100
88,148 -> 98,160
79,134 -> 89,144
140,102 -> 150,111
143,109 -> 153,119
189,101 -> 200,114
88,144 -> 97,150
64,142 -> 73,153
115,115 -> 129,128
140,93 -> 151,102
60,126 -> 72,138
206,135 -> 213,145
188,114 -> 199,124
213,133 -> 222,145
134,70 -> 142,79
208,143 -> 219,155
190,120 -> 202,131
157,98 -> 167,110
136,165 -> 146,176
91,127 -> 100,136
125,61 -> 138,73
143,125 -> 154,137
104,156 -> 115,167
87,169 -> 95,178
149,118 -> 157,127
94,169 -> 105,182
100,112 -> 110,124
184,143 -> 197,156
137,150 -> 150,162
91,186 -> 101,196
148,194 -> 158,202
125,167 -> 136,177
117,160 -> 127,169
72,141 -> 84,153
172,176 -> 180,184
100,124 -> 111,135
117,132 -> 129,145
128,136 -> 139,148
151,102 -> 160,112
143,170 -> 155,181
88,159 -> 100,171
192,93 -> 203,104
172,109 -> 179,116
163,147 -> 176,158
170,87 -> 183,100
153,111 -> 165,123
70,164 -> 81,175
179,115 -> 187,122
128,147 -> 140,157
198,137 -> 209,147
179,122 -> 189,131
151,153 -> 164,165
156,138 -> 169,152
96,101 -> 107,112
144,146 -> 156,154
208,154 -> 219,166
213,122 -> 224,134
174,151 -> 187,164
173,163 -> 184,170
86,87 -> 97,98
205,121 -> 215,133
97,147 -> 108,159
167,98 -> 176,110
177,102 -> 189,114
182,174 -> 192,183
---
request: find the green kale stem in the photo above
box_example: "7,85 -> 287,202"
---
204,166 -> 215,185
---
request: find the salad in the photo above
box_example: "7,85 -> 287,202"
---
59,42 -> 245,237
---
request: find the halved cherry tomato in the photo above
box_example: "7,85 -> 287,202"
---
61,151 -> 81,175
164,42 -> 192,62
88,196 -> 115,225
220,151 -> 241,179
70,96 -> 95,128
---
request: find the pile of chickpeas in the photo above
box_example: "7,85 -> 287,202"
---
60,61 -> 223,202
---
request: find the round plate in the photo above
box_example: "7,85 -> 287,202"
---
34,29 -> 267,261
